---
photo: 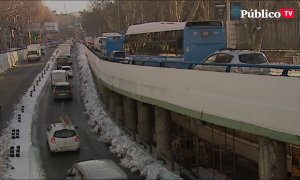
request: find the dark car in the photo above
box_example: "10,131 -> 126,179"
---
110,51 -> 125,62
53,82 -> 73,101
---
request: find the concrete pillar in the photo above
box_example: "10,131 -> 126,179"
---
258,136 -> 287,179
137,102 -> 153,144
155,106 -> 172,159
115,93 -> 124,124
109,91 -> 116,117
123,96 -> 137,133
101,85 -> 109,107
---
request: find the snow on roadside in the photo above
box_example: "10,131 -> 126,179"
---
76,44 -> 182,180
0,50 -> 58,179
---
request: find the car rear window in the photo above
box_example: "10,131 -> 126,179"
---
62,67 -> 71,70
53,129 -> 76,138
239,53 -> 267,64
55,85 -> 71,91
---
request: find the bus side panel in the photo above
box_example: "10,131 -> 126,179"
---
184,27 -> 227,62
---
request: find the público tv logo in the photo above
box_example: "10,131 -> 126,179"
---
230,3 -> 295,19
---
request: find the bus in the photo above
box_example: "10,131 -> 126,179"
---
125,21 -> 227,64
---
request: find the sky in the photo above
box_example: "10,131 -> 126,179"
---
42,0 -> 89,14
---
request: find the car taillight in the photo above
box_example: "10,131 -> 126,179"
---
235,67 -> 242,73
75,136 -> 80,142
51,138 -> 56,144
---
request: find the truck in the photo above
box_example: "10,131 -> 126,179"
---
27,44 -> 41,62
50,70 -> 68,88
94,33 -> 124,58
57,43 -> 72,65
58,43 -> 71,58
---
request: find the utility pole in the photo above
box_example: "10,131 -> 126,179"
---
141,1 -> 144,24
226,0 -> 230,48
118,0 -> 120,32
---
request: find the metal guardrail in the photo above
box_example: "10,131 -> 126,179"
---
85,45 -> 300,77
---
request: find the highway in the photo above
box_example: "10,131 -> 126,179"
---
31,48 -> 143,179
0,49 -> 55,133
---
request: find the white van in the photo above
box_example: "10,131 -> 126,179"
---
27,44 -> 42,62
66,159 -> 128,179
51,70 -> 68,88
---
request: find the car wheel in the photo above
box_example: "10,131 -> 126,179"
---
47,141 -> 55,155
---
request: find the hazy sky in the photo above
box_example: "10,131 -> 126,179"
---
43,1 -> 89,14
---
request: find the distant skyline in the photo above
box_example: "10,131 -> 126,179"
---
43,1 -> 89,14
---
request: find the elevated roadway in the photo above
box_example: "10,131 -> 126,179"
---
84,46 -> 300,146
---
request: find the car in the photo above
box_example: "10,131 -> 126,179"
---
193,49 -> 270,75
61,66 -> 73,78
46,116 -> 80,153
66,159 -> 128,179
110,51 -> 125,62
52,82 -> 73,100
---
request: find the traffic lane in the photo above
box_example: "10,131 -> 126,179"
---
0,48 -> 55,133
33,56 -> 143,179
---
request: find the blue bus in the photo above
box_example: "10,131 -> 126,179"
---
125,21 -> 226,67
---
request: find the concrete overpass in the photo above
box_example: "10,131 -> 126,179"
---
84,46 -> 300,179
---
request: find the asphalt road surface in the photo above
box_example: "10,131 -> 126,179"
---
32,48 -> 143,179
0,49 -> 55,133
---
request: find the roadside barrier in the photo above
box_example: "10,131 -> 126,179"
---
0,49 -> 26,74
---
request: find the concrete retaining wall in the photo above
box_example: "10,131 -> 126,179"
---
0,49 -> 26,73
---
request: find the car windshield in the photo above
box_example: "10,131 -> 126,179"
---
53,129 -> 76,138
55,85 -> 71,91
28,51 -> 38,55
239,53 -> 267,64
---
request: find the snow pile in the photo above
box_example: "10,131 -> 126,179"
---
76,44 -> 181,180
0,50 -> 58,179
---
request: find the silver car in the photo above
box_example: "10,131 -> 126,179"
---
194,50 -> 270,75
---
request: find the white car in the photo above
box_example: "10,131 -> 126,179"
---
66,159 -> 128,179
194,49 -> 270,75
61,66 -> 73,78
46,117 -> 80,152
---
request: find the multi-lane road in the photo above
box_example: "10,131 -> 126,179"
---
0,49 -> 55,133
1,47 -> 143,179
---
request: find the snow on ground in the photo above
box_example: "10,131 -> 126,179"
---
76,44 -> 182,180
0,50 -> 58,179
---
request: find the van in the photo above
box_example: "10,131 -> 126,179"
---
66,159 -> 128,179
51,70 -> 68,88
27,44 -> 42,62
